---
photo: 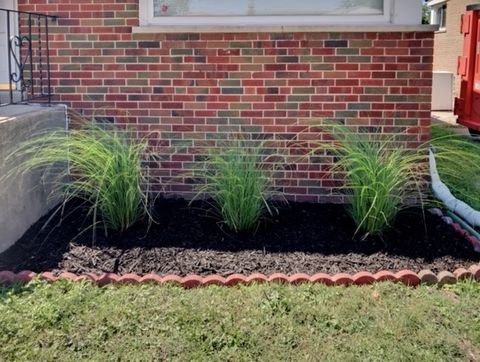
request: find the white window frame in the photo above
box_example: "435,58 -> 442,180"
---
428,0 -> 447,31
139,0 -> 394,27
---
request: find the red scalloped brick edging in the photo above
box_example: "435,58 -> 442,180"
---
0,209 -> 478,289
430,208 -> 480,252
0,266 -> 479,288
451,222 -> 480,252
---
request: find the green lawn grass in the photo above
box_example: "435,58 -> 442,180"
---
431,124 -> 480,210
1,280 -> 479,361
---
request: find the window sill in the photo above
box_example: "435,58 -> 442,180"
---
132,24 -> 438,34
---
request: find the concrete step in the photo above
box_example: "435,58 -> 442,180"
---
0,91 -> 24,105
0,91 -> 49,105
0,104 -> 67,253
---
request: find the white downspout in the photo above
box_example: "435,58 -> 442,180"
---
429,148 -> 480,227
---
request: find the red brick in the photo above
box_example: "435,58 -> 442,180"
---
418,270 -> 438,285
468,265 -> 480,280
288,273 -> 311,285
0,271 -> 16,284
332,273 -> 354,286
352,272 -> 376,285
181,275 -> 203,288
374,271 -> 397,283
15,271 -> 36,283
245,273 -> 268,285
161,275 -> 183,286
453,268 -> 473,281
310,273 -> 334,285
58,272 -> 79,281
15,1 -> 434,202
96,273 -> 120,286
202,275 -> 226,286
395,270 -> 420,286
225,274 -> 247,286
437,271 -> 457,287
118,273 -> 141,284
39,272 -> 58,282
268,273 -> 290,284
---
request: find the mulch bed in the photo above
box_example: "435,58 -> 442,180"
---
0,199 -> 478,276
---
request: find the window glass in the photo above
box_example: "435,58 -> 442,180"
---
153,0 -> 384,17
439,4 -> 447,28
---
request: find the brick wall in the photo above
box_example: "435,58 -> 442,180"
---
432,0 -> 469,97
18,0 -> 433,202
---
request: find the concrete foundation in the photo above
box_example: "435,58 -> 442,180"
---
0,104 -> 67,253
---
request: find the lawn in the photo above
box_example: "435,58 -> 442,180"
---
432,124 -> 480,210
1,280 -> 479,361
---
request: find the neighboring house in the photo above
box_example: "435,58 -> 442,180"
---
428,0 -> 470,110
2,0 -> 435,202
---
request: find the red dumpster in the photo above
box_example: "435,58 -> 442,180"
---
455,4 -> 480,134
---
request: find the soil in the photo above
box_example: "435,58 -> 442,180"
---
0,199 -> 478,276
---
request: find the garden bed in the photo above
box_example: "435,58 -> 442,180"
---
0,199 -> 478,276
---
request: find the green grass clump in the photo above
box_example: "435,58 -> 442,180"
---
6,121 -> 152,238
193,139 -> 280,233
431,124 -> 480,210
319,123 -> 429,237
316,122 -> 480,237
0,280 -> 479,360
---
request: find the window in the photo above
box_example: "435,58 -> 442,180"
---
152,0 -> 384,17
428,0 -> 447,31
438,4 -> 447,29
137,0 -> 424,29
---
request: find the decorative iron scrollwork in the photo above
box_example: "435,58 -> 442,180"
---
1,9 -> 56,105
9,35 -> 33,96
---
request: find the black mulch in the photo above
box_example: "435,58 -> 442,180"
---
0,199 -> 478,276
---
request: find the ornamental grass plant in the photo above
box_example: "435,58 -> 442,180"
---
5,120 -> 154,239
192,138 -> 282,233
317,122 -> 429,238
318,122 -> 480,238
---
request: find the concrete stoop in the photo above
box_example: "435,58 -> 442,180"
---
0,91 -> 24,105
0,104 -> 67,253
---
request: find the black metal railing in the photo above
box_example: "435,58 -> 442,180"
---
0,8 -> 57,105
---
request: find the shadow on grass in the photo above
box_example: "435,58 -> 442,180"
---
0,282 -> 38,301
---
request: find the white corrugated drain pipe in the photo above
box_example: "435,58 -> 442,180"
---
429,148 -> 480,228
